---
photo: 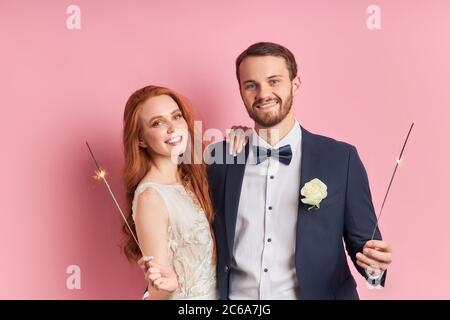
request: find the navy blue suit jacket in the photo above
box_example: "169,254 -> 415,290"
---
206,125 -> 386,300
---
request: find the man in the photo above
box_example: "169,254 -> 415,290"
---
207,42 -> 392,299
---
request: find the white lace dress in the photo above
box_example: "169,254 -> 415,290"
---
132,182 -> 218,300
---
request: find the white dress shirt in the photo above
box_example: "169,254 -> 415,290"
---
229,120 -> 303,300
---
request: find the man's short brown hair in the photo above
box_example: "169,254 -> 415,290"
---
235,42 -> 298,83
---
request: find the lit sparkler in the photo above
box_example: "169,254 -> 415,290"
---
86,141 -> 145,256
371,123 -> 414,240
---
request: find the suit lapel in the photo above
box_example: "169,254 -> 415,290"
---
297,126 -> 321,242
224,142 -> 250,258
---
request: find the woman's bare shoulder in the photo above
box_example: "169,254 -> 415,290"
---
135,186 -> 169,220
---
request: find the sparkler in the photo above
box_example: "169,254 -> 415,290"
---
85,141 -> 145,256
370,123 -> 414,240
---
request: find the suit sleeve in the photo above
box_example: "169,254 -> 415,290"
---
343,145 -> 387,286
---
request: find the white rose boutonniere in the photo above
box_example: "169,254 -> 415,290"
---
300,178 -> 328,210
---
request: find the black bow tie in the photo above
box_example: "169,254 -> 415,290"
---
255,144 -> 293,165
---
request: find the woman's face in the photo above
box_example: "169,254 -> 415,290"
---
138,94 -> 189,160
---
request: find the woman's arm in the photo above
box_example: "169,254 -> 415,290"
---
134,187 -> 178,299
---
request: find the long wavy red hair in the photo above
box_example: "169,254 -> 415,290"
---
121,85 -> 215,262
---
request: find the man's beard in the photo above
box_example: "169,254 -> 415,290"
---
246,92 -> 293,128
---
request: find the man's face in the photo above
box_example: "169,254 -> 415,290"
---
238,56 -> 300,128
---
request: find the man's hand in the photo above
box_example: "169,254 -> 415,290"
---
356,240 -> 393,272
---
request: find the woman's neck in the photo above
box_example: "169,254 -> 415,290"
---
145,155 -> 181,185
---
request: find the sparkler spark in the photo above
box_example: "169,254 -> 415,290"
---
93,169 -> 106,180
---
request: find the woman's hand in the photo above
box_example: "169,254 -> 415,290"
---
138,256 -> 178,293
138,255 -> 153,275
226,125 -> 251,156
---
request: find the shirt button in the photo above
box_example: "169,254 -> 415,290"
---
268,206 -> 272,210
270,175 -> 274,179
264,268 -> 268,272
268,238 -> 272,243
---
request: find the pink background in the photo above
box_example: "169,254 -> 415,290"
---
1,0 -> 449,299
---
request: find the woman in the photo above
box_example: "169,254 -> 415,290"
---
122,85 -> 247,299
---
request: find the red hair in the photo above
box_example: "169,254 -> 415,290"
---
121,85 -> 215,262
